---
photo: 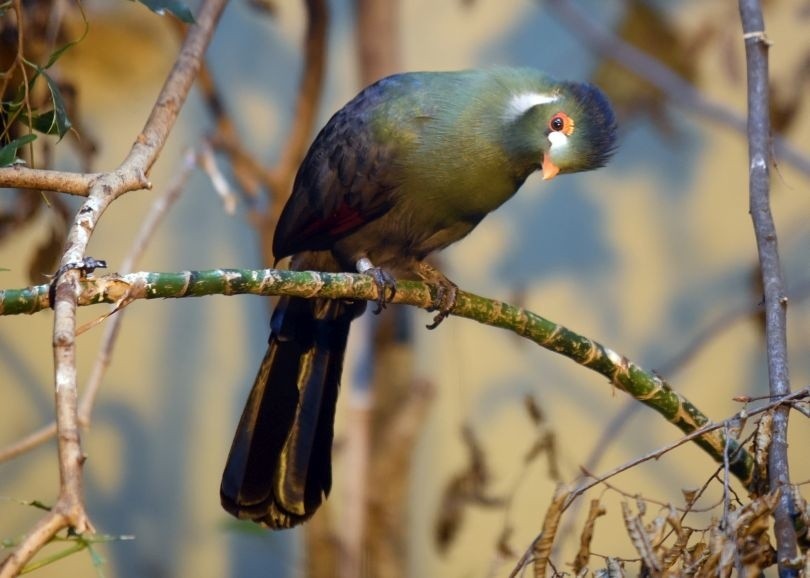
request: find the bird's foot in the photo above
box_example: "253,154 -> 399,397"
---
356,258 -> 397,314
48,256 -> 108,307
415,262 -> 458,330
426,282 -> 458,329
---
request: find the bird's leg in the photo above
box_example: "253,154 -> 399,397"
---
356,257 -> 397,314
414,261 -> 458,330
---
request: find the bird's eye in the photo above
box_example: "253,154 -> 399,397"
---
548,112 -> 575,136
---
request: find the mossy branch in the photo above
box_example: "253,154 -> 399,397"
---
1,267 -> 755,486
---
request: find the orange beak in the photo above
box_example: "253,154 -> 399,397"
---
542,153 -> 560,181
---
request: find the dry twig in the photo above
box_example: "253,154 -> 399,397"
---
738,1 -> 799,574
509,386 -> 807,577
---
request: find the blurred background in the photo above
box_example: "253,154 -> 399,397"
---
1,0 -> 809,576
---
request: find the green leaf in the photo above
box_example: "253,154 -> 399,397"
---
37,71 -> 72,140
0,134 -> 37,167
17,63 -> 73,139
134,0 -> 195,23
26,110 -> 63,136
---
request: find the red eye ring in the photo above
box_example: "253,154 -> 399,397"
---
548,112 -> 575,136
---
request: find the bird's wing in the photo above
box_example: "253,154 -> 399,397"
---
272,75 -> 425,260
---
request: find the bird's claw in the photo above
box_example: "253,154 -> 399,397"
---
363,267 -> 397,314
426,281 -> 458,330
48,256 -> 108,308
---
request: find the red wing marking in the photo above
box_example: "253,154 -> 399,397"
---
297,202 -> 367,243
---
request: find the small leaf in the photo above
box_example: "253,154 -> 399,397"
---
135,0 -> 195,23
25,111 -> 60,135
25,109 -> 74,138
0,134 -> 37,167
20,65 -> 73,139
40,71 -> 72,139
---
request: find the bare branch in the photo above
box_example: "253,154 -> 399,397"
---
0,166 -> 99,196
198,141 -> 236,214
0,0 -> 227,574
738,0 -> 799,574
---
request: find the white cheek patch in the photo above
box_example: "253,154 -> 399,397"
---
505,92 -> 560,119
548,130 -> 569,153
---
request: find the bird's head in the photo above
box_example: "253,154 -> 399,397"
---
505,80 -> 618,180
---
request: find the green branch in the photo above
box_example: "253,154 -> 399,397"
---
0,268 -> 755,486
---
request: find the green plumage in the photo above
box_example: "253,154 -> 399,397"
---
274,67 -> 616,269
222,68 -> 618,529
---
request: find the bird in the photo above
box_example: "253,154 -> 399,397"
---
220,67 -> 618,529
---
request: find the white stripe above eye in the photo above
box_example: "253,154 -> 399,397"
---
505,91 -> 560,119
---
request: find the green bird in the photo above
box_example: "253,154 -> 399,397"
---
221,67 -> 618,528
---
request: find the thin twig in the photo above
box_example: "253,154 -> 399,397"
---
568,389 -> 804,508
508,386 -> 808,576
567,275 -> 810,541
198,141 -> 236,214
738,1 -> 799,574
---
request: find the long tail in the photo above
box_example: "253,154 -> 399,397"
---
221,295 -> 366,528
